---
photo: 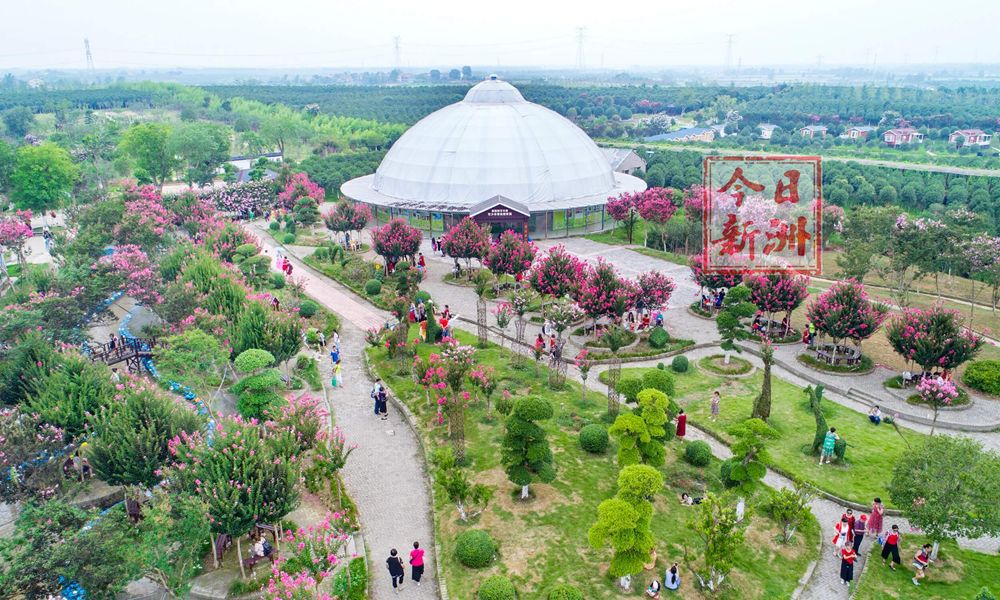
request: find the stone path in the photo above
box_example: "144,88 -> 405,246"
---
251,224 -> 437,600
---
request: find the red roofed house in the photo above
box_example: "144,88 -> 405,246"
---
883,128 -> 924,147
948,129 -> 993,147
799,125 -> 828,139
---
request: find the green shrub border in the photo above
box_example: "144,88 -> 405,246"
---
697,354 -> 753,376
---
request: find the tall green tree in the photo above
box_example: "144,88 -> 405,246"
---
2,106 -> 34,138
501,396 -> 556,499
26,353 -> 115,442
10,143 -> 79,211
169,122 -> 231,188
688,493 -> 750,591
0,138 -> 14,191
157,327 -> 230,395
888,435 -> 1000,557
119,123 -> 176,189
726,418 -> 779,494
86,386 -> 204,488
588,464 -> 664,588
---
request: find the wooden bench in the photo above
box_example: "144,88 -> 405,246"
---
241,550 -> 278,573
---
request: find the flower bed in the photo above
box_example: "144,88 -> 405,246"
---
698,354 -> 754,376
796,352 -> 875,375
906,388 -> 971,408
585,337 -> 694,361
688,301 -> 715,318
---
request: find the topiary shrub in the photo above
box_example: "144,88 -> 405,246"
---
579,424 -> 609,454
963,360 -> 1000,396
684,440 -> 712,467
834,438 -> 847,462
720,457 -> 740,488
313,247 -> 330,260
495,395 -> 514,416
415,290 -> 432,304
671,355 -> 689,373
547,584 -> 583,600
268,221 -> 281,231
648,326 -> 670,349
615,377 -> 643,404
657,362 -> 665,370
364,279 -> 382,296
455,530 -> 497,568
271,273 -> 286,289
642,369 -> 675,397
478,575 -> 516,600
283,233 -> 296,244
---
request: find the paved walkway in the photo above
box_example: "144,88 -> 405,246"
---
250,223 -> 437,600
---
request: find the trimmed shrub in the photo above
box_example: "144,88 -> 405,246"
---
547,584 -> 583,600
615,377 -> 643,404
657,362 -> 665,370
284,219 -> 296,233
648,326 -> 670,349
313,247 -> 330,260
415,290 -> 432,304
642,369 -> 675,397
283,233 -> 296,244
495,395 -> 514,416
298,300 -> 319,318
963,360 -> 1000,396
364,279 -> 382,296
478,575 -> 516,600
271,273 -> 286,289
684,440 -> 712,467
268,220 -> 280,231
579,424 -> 609,454
671,355 -> 689,373
834,438 -> 847,462
455,530 -> 497,568
663,420 -> 677,441
720,457 -> 740,487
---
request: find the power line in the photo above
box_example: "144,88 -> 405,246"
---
393,36 -> 401,69
576,26 -> 586,69
725,34 -> 734,71
84,38 -> 95,73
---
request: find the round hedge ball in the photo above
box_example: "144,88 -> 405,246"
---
455,529 -> 497,568
579,423 -> 609,454
478,575 -> 516,600
684,440 -> 712,467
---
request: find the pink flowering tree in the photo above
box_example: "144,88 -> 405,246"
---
963,234 -> 1000,319
821,204 -> 846,248
574,258 -> 628,333
0,215 -> 33,268
440,217 -> 490,275
468,365 -> 497,415
441,338 -> 477,460
371,219 -> 422,265
530,244 -> 585,299
116,183 -> 175,251
201,181 -> 275,217
322,201 -> 371,244
805,279 -> 888,360
484,229 -> 537,279
162,417 -> 299,567
744,272 -> 809,336
606,191 -> 641,244
634,270 -> 676,313
915,377 -> 960,434
418,352 -> 450,426
637,187 -> 679,250
96,244 -> 164,306
492,302 -> 514,350
885,306 -> 984,375
269,511 -> 355,594
306,426 -> 356,507
688,253 -> 745,299
575,348 -> 592,401
277,172 -> 325,210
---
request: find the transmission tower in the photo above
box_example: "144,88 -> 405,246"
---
725,34 -> 734,72
84,38 -> 95,73
575,27 -> 586,69
393,36 -> 401,69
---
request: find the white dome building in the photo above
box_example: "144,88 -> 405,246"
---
342,76 -> 646,237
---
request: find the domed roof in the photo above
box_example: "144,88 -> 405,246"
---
358,77 -> 634,211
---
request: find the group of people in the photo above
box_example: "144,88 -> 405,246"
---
831,497 -> 932,587
646,562 -> 682,597
371,378 -> 389,420
326,330 -> 343,388
700,289 -> 726,311
276,253 -> 294,277
407,300 -> 452,341
386,541 -> 425,591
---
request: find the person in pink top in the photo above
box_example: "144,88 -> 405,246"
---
409,541 -> 425,585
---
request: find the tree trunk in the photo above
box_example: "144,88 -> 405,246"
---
752,358 -> 772,421
931,541 -> 940,560
211,535 -> 219,568
236,537 -> 246,579
930,407 -> 938,436
520,484 -> 530,500
618,575 -> 632,591
723,351 -> 731,365
457,501 -> 468,522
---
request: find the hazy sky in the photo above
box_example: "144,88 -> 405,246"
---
2,0 -> 997,70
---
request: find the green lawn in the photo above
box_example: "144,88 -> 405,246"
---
584,220 -> 648,247
607,365 -> 922,507
631,246 -> 691,266
854,539 -> 1000,600
368,327 -> 818,600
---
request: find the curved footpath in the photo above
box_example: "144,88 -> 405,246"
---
253,225 -> 438,600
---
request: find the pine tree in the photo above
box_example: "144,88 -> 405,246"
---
501,397 -> 556,499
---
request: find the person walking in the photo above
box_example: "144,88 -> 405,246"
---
881,524 -> 902,571
912,543 -> 933,586
333,331 -> 341,353
676,410 -> 687,439
318,331 -> 326,349
841,509 -> 856,546
409,541 -> 425,586
839,544 -> 858,586
371,379 -> 384,417
710,391 -> 721,421
376,386 -> 388,420
333,359 -> 342,388
820,427 -> 839,465
852,514 -> 867,552
867,498 -> 885,541
386,548 -> 405,591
